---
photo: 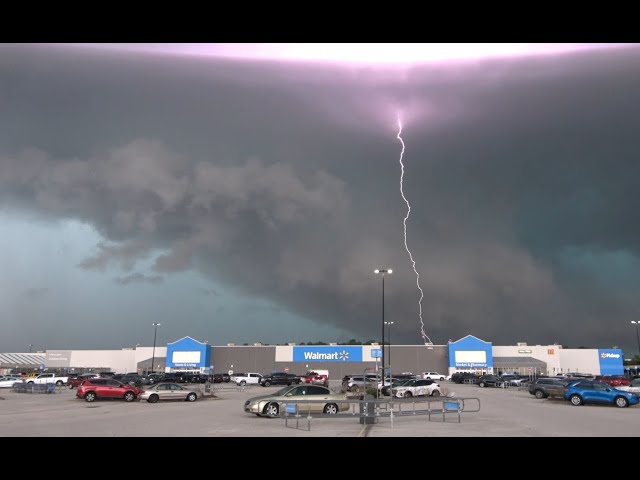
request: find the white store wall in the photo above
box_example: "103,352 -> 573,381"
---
492,345 -> 562,373
558,349 -> 600,375
63,347 -> 168,373
68,350 -> 135,373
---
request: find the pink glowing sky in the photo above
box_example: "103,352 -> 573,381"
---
3,42 -> 640,351
72,43 -> 631,65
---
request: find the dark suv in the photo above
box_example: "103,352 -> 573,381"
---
477,375 -> 504,388
113,374 -> 145,386
212,373 -> 230,383
158,373 -> 183,383
451,372 -> 478,384
259,372 -> 301,387
528,377 -> 567,399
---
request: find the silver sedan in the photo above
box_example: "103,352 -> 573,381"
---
139,383 -> 199,403
244,384 -> 350,417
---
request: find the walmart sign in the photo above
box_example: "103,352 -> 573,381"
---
293,346 -> 363,363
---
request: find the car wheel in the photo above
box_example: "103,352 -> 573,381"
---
404,391 -> 413,398
264,381 -> 271,387
615,396 -> 629,408
240,380 -> 246,386
27,381 -> 34,385
440,377 -> 444,381
56,380 -> 63,386
479,382 -> 485,388
123,392 -> 136,402
534,390 -> 545,399
68,384 -> 74,389
286,382 -> 291,386
85,391 -> 97,402
148,394 -> 159,403
569,394 -> 582,406
323,403 -> 338,414
431,390 -> 441,397
264,402 -> 279,417
186,392 -> 197,402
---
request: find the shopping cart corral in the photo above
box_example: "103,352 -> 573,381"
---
282,396 -> 481,431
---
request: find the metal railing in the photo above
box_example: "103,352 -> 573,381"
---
11,382 -> 63,394
197,382 -> 256,393
281,396 -> 481,431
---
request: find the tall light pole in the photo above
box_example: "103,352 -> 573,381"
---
385,321 -> 394,374
632,321 -> 640,356
374,268 -> 392,378
151,323 -> 161,374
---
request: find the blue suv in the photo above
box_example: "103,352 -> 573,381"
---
563,380 -> 639,408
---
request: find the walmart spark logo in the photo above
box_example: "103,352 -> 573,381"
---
340,350 -> 349,361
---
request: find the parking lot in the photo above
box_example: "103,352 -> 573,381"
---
0,382 -> 638,436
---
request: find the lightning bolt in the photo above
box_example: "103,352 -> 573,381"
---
397,116 -> 433,345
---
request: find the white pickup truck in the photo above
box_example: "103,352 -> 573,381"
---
26,373 -> 69,386
231,372 -> 262,386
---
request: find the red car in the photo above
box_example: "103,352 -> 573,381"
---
68,374 -> 99,389
76,378 -> 141,402
302,370 -> 329,387
597,376 -> 631,387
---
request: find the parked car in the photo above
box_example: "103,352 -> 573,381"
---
564,373 -> 595,380
0,376 -> 23,388
477,375 -> 505,388
244,384 -> 350,417
232,373 -> 263,386
421,371 -> 446,381
212,373 -> 230,383
139,383 -> 199,403
113,373 -> 144,386
392,379 -> 441,398
595,375 -> 631,387
501,375 -> 528,386
341,375 -> 378,393
142,373 -> 164,385
614,378 -> 640,394
76,378 -> 141,403
528,377 -> 570,399
184,373 -> 208,384
302,370 -> 329,386
68,374 -> 99,389
259,372 -> 302,387
563,380 -> 639,408
157,373 -> 182,384
451,372 -> 478,384
381,378 -> 410,396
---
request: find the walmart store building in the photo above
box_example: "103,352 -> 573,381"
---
13,334 -> 624,379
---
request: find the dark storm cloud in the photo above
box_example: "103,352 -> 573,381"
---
114,273 -> 164,285
23,287 -> 49,299
2,44 -> 640,350
198,288 -> 219,296
78,241 -> 152,271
